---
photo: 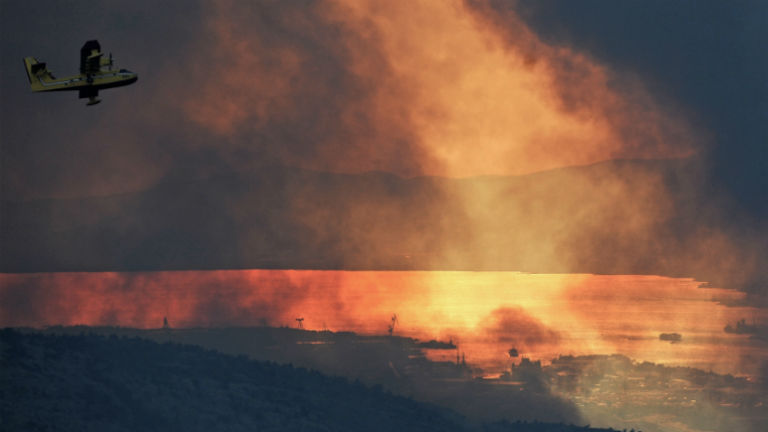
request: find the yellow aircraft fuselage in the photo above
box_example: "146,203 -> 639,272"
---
24,40 -> 137,106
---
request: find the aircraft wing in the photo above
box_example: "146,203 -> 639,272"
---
80,40 -> 102,75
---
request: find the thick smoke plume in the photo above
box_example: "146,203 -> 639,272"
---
2,1 -> 765,335
180,0 -> 699,178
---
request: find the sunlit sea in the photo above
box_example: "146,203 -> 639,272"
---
2,270 -> 766,376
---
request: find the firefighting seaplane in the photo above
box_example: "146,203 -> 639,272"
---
24,40 -> 137,106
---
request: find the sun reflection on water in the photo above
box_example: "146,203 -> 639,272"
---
1,270 -> 764,376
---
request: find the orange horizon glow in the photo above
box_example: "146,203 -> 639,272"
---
2,270 -> 763,377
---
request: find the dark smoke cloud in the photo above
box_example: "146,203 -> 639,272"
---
495,0 -> 768,216
1,0 -> 212,199
1,1 -> 765,300
1,0 -> 706,199
0,0 -> 432,201
464,0 -> 768,299
480,306 -> 560,349
466,0 -> 704,161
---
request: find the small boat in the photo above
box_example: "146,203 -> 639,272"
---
659,333 -> 682,342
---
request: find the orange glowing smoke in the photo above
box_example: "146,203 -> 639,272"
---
183,0 -> 699,177
2,270 -> 761,375
173,0 -> 729,282
324,0 -> 696,177
166,0 -> 749,290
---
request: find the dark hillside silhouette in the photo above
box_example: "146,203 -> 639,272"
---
28,326 -> 583,424
1,329 -> 622,432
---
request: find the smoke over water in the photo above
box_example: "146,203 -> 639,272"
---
169,0 -> 759,291
105,0 -> 741,297
182,0 -> 698,177
4,0 -> 763,297
2,270 -> 765,377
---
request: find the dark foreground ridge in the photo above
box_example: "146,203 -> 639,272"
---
0,329 -> 620,432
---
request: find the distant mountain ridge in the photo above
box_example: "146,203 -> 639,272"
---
1,158 -> 765,294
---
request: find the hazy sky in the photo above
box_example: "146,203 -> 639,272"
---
513,0 -> 768,215
1,0 -> 765,205
1,0 -> 766,292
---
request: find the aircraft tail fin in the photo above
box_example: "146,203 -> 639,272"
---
23,57 -> 49,91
